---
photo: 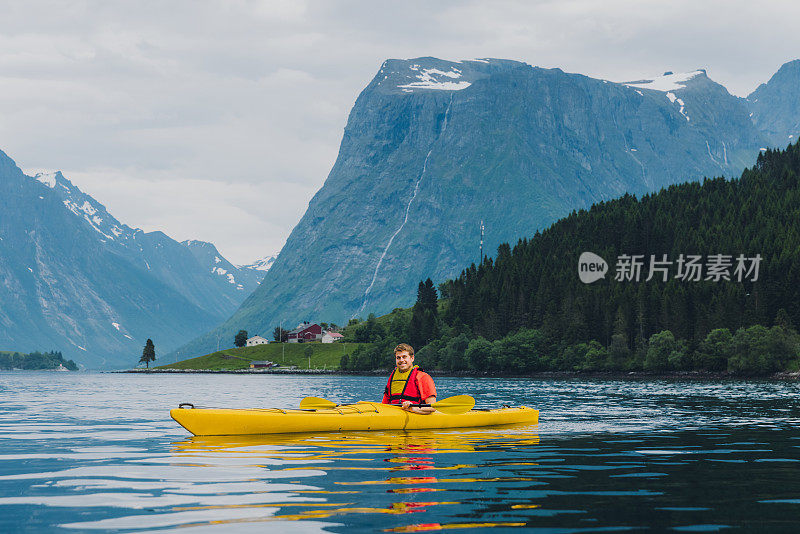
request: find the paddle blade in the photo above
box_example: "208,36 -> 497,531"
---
299,396 -> 337,410
431,395 -> 475,415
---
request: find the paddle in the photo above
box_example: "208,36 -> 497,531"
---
299,394 -> 476,415
299,396 -> 337,410
421,395 -> 475,415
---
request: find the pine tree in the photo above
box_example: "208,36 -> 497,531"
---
139,339 -> 156,369
410,279 -> 440,349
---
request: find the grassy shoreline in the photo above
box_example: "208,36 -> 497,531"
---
152,342 -> 371,371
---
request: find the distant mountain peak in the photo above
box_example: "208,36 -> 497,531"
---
622,70 -> 707,92
32,171 -> 60,188
239,255 -> 276,273
26,168 -> 136,244
179,239 -> 268,291
182,239 -> 216,250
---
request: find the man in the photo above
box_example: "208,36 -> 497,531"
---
382,343 -> 437,414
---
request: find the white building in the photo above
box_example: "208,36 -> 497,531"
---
246,335 -> 270,347
321,331 -> 344,343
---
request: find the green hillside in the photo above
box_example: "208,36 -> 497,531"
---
157,342 -> 372,371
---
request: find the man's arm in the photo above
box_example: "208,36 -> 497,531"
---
401,396 -> 436,414
400,372 -> 437,414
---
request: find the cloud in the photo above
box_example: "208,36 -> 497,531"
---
2,0 -> 799,263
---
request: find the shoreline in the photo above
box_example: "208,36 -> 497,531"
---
119,368 -> 800,380
120,367 -> 341,374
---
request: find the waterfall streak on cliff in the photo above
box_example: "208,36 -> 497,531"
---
355,99 -> 453,316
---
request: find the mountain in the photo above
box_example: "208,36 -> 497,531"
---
176,57 -> 793,359
181,240 -> 267,294
747,59 -> 800,147
238,254 -> 276,274
0,151 -> 264,368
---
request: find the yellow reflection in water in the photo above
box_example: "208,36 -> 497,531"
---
385,521 -> 528,531
388,488 -> 446,494
280,463 -> 476,472
168,427 -> 540,527
339,476 -> 537,486
273,501 -> 461,521
172,426 -> 539,458
173,501 -> 461,526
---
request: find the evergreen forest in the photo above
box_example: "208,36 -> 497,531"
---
341,143 -> 800,375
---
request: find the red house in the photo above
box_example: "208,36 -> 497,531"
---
287,322 -> 322,343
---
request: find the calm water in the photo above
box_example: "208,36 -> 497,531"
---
1,373 -> 800,533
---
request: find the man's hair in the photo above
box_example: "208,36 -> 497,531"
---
394,343 -> 414,357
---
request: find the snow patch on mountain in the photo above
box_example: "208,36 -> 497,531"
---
240,255 -> 276,272
33,172 -> 58,188
398,65 -> 472,91
666,92 -> 690,121
61,200 -> 115,241
210,266 -> 238,285
80,201 -> 96,216
623,70 -> 704,92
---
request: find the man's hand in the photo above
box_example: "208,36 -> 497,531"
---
400,399 -> 435,415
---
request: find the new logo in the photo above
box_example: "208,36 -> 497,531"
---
578,252 -> 608,284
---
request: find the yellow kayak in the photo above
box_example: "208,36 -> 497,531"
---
170,401 -> 539,436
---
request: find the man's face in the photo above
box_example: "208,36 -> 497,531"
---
395,350 -> 414,372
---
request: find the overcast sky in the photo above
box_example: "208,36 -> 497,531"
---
2,1 -> 798,264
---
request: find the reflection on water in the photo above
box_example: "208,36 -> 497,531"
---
159,429 -> 541,530
1,372 -> 800,532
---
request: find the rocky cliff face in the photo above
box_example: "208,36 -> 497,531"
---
177,57 -> 796,359
0,152 -> 264,368
747,59 -> 800,147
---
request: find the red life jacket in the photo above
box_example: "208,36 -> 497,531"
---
383,366 -> 423,404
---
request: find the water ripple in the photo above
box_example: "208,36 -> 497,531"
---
2,372 -> 800,532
